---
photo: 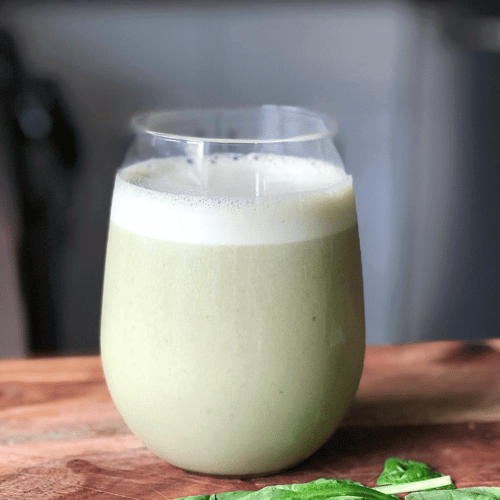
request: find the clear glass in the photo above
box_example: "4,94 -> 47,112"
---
100,105 -> 365,476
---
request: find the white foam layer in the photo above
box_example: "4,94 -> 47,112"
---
110,154 -> 357,245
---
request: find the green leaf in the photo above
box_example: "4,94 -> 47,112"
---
406,488 -> 500,500
176,479 -> 398,500
274,478 -> 398,500
377,458 -> 445,485
217,493 -> 253,500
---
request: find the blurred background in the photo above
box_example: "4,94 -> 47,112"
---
0,0 -> 499,357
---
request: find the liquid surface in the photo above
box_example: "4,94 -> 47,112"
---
111,154 -> 356,244
100,154 -> 365,475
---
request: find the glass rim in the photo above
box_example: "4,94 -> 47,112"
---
130,105 -> 338,144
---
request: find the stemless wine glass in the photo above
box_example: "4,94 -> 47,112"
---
100,106 -> 365,477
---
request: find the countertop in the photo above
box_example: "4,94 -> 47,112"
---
1,339 -> 500,499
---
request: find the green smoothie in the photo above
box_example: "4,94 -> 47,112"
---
100,153 -> 365,475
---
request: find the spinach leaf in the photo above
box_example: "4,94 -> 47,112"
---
273,478 -> 399,500
406,488 -> 500,500
177,479 -> 398,500
377,458 -> 445,485
217,493 -> 254,500
176,459 -> 456,500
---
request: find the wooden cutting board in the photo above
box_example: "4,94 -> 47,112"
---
1,339 -> 500,499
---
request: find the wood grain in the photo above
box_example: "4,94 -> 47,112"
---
346,339 -> 500,426
0,340 -> 499,499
